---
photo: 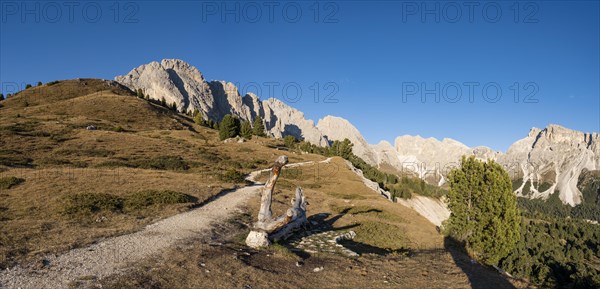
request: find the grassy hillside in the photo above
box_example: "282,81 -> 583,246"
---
94,156 -> 527,289
0,79 -> 525,288
0,79 -> 320,269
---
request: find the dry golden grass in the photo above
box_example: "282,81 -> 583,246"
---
251,157 -> 444,251
0,79 -> 527,289
0,79 -> 320,268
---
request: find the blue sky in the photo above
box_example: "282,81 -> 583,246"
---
1,1 -> 598,152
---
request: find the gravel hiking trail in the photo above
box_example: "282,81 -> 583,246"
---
0,158 -> 331,289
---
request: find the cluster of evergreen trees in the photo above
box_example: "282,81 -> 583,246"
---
0,81 -> 48,101
291,138 -> 445,200
130,89 -> 268,138
134,89 -> 182,113
517,192 -> 600,223
440,156 -> 600,288
500,216 -> 600,288
211,113 -> 266,141
192,110 -> 218,130
506,171 -> 600,287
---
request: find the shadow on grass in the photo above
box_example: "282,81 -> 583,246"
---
279,208 -> 412,258
444,237 -> 516,289
337,239 -> 409,256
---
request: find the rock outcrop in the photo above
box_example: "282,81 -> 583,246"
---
498,124 -> 600,206
115,59 -> 214,116
316,116 -> 377,163
115,59 -> 328,146
264,98 -> 329,147
371,140 -> 406,172
392,136 -> 501,186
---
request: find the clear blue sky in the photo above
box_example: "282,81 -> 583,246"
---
1,1 -> 598,152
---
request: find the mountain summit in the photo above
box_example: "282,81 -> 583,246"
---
115,59 -> 328,146
499,124 -> 600,205
115,59 -> 599,206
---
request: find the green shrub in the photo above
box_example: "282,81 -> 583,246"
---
220,169 -> 245,183
283,135 -> 297,148
112,126 -> 125,132
63,190 -> 195,215
64,193 -> 124,215
47,81 -> 60,86
124,190 -> 195,210
56,148 -> 114,157
0,155 -> 33,167
138,156 -> 190,171
94,160 -> 133,168
0,177 -> 25,190
193,110 -> 208,127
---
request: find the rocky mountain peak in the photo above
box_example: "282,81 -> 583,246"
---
316,116 -> 377,164
528,127 -> 542,138
115,59 -> 328,146
115,59 -> 599,207
115,58 -> 212,115
500,124 -> 600,206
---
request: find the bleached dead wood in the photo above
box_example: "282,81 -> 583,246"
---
246,156 -> 308,248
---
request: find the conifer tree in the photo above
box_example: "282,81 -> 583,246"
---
445,156 -> 521,265
284,135 -> 297,148
252,115 -> 266,137
240,120 -> 252,139
193,110 -> 204,126
219,114 -> 240,140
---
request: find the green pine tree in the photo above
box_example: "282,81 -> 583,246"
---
284,135 -> 297,148
193,110 -> 204,126
339,138 -> 353,159
0,93 -> 4,101
25,84 -> 32,89
171,102 -> 178,111
37,81 -> 42,86
137,88 -> 144,98
240,121 -> 252,139
160,97 -> 167,107
219,114 -> 240,140
329,138 -> 353,159
445,156 -> 521,265
252,115 -> 266,137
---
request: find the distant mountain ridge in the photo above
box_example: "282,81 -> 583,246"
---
115,59 -> 329,146
499,125 -> 600,206
115,59 -> 600,206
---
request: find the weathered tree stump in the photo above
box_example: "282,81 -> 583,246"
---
246,156 -> 308,248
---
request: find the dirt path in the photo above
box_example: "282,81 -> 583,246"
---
0,158 -> 331,289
